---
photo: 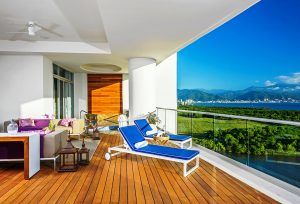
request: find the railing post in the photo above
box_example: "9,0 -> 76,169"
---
191,113 -> 193,136
213,115 -> 215,138
246,120 -> 249,166
175,109 -> 178,134
165,109 -> 167,131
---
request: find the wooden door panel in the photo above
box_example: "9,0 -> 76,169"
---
88,74 -> 122,114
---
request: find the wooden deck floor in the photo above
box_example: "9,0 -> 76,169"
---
0,134 -> 278,204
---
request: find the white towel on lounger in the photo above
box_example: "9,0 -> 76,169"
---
146,129 -> 157,136
146,124 -> 158,135
134,141 -> 148,149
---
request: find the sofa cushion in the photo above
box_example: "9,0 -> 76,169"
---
34,119 -> 50,129
19,126 -> 42,132
17,119 -> 50,132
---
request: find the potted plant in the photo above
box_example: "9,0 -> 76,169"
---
146,111 -> 161,125
146,112 -> 169,143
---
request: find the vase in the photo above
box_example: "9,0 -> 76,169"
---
7,120 -> 18,134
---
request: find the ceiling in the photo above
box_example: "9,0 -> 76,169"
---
0,0 -> 259,73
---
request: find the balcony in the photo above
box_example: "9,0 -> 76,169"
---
0,133 -> 278,203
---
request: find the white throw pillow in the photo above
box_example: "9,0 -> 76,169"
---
134,141 -> 148,149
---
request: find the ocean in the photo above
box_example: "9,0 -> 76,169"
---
194,102 -> 300,110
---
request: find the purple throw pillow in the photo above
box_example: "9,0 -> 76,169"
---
19,118 -> 35,127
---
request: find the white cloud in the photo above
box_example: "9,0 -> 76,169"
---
272,87 -> 280,90
264,80 -> 276,87
278,72 -> 300,84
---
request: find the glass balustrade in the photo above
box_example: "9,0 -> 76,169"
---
157,107 -> 300,188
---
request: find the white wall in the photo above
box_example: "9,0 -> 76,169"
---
122,74 -> 129,113
128,58 -> 157,123
74,73 -> 88,118
0,55 -> 54,131
155,53 -> 177,133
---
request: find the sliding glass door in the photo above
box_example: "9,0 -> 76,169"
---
53,65 -> 74,119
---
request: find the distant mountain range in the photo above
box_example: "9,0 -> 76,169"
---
178,84 -> 300,101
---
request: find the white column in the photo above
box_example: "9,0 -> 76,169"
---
74,73 -> 88,118
128,58 -> 156,124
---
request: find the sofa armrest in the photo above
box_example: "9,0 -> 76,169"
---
43,130 -> 68,158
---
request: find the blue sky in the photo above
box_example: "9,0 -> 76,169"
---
177,0 -> 300,90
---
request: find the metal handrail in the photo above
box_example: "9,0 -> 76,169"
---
156,107 -> 300,127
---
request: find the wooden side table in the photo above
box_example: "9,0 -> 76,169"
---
0,133 -> 40,179
153,135 -> 170,145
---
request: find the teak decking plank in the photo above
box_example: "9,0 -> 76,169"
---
49,171 -> 78,203
55,166 -> 87,204
0,133 -> 279,204
91,135 -> 118,203
26,172 -> 62,204
131,154 -> 147,204
83,136 -> 116,203
38,172 -> 71,203
201,161 -> 273,204
8,169 -> 52,204
196,162 -> 242,204
64,143 -> 102,204
77,134 -> 114,203
195,165 -> 235,203
0,174 -> 28,202
22,174 -> 55,203
0,170 -> 23,195
151,158 -> 189,204
127,153 -> 137,204
158,160 -> 201,204
169,161 -> 209,203
136,155 -> 159,204
97,151 -> 116,204
119,153 -> 128,203
200,161 -> 250,203
109,136 -> 122,203
172,161 -> 217,203
142,157 -> 173,204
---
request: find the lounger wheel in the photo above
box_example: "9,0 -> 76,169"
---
105,152 -> 111,161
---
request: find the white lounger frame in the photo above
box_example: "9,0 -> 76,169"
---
144,137 -> 193,149
105,142 -> 199,177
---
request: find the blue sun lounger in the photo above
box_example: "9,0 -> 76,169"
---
105,125 -> 199,177
134,119 -> 193,149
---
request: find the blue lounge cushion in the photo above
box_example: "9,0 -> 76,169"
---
136,144 -> 199,160
134,119 -> 192,141
119,125 -> 146,150
134,119 -> 152,135
166,134 -> 191,141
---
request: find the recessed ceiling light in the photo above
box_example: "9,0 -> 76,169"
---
80,63 -> 122,73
